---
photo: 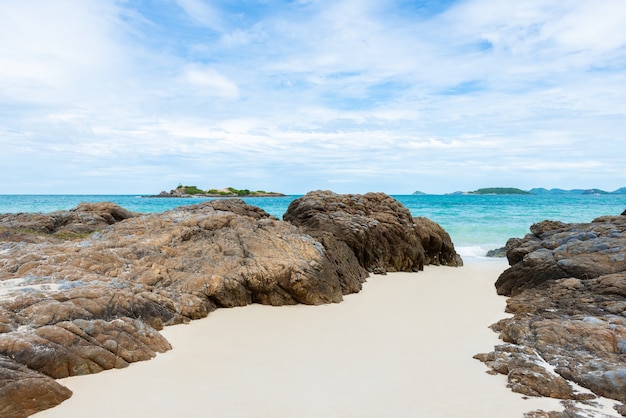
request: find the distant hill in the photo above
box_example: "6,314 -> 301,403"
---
412,191 -> 427,195
469,188 -> 531,195
433,187 -> 626,195
529,188 -> 624,195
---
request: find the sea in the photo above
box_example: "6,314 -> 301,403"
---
1,194 -> 625,259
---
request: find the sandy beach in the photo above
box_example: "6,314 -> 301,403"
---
35,260 -> 570,417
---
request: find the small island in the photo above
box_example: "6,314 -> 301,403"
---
148,185 -> 285,198
468,187 -> 531,195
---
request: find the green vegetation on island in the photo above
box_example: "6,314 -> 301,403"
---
153,185 -> 285,198
468,188 -> 531,195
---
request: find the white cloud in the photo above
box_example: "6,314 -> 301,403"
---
0,0 -> 127,101
173,0 -> 222,30
0,0 -> 625,194
179,65 -> 240,99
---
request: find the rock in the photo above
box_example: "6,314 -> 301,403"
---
474,344 -> 578,399
525,402 -> 620,418
1,195 -> 459,415
0,202 -> 136,240
413,216 -> 463,266
283,190 -> 462,273
486,247 -> 507,258
0,318 -> 171,379
496,216 -> 626,296
0,355 -> 72,418
477,214 -> 626,413
0,198 -> 360,412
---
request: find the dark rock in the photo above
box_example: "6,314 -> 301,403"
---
413,216 -> 463,266
478,215 -> 626,413
496,216 -> 626,296
283,190 -> 462,273
486,247 -> 507,258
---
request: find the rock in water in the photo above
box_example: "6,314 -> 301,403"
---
283,190 -> 462,273
477,214 -> 626,415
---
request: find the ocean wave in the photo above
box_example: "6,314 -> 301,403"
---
455,245 -> 489,259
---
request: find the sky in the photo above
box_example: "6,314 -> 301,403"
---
1,0 -> 626,195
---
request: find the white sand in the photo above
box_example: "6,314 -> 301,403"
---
35,260 -> 583,417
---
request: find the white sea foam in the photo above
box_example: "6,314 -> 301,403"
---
456,245 -> 489,259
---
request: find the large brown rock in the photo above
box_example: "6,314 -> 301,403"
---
0,195 -> 459,415
283,191 -> 462,273
477,213 -> 626,416
0,202 -> 136,240
0,198 -> 366,414
0,355 -> 72,418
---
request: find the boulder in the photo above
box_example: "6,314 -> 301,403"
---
0,355 -> 72,418
0,202 -> 136,241
496,216 -> 626,296
283,191 -> 462,273
477,214 -> 626,413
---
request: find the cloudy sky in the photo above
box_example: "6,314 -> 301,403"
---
1,0 -> 625,194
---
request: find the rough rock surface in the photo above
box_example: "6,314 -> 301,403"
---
476,213 -> 626,417
0,202 -> 136,241
283,190 -> 462,274
1,194 -> 454,416
0,355 -> 72,418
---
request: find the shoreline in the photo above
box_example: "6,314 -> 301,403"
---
36,259 -> 605,418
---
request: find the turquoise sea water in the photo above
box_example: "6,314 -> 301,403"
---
1,194 -> 624,258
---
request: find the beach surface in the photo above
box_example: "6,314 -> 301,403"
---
35,260 -> 572,417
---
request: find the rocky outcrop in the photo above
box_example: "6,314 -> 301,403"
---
283,191 -> 462,274
0,202 -> 136,241
476,214 -> 626,416
0,355 -> 72,418
1,194 -> 454,415
495,216 -> 626,297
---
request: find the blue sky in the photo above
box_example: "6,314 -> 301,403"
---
1,0 -> 625,194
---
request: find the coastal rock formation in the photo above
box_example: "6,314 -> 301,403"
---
0,193 -> 454,415
0,202 -> 136,241
476,213 -> 626,416
0,355 -> 72,418
495,216 -> 626,296
0,199 -> 357,415
283,190 -> 462,274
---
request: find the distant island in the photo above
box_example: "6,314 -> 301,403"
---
412,187 -> 626,195
148,185 -> 285,198
468,188 -> 531,195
